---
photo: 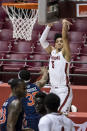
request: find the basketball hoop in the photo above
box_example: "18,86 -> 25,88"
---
2,3 -> 38,41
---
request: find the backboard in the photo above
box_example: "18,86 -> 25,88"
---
38,0 -> 59,25
38,0 -> 87,25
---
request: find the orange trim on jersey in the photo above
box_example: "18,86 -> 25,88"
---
58,85 -> 70,112
0,108 -> 6,124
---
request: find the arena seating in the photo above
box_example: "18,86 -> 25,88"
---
80,45 -> 87,55
72,55 -> 87,70
46,30 -> 59,42
0,6 -> 7,20
3,19 -> 13,29
71,55 -> 87,85
0,29 -> 13,41
11,41 -> 34,54
0,54 -> 6,81
2,53 -> 28,71
0,20 -> 4,29
27,54 -> 49,70
0,54 -> 5,66
69,42 -> 82,57
51,20 -> 62,31
71,19 -> 87,32
68,31 -> 84,43
31,31 -> 41,42
33,42 -> 48,54
33,21 -> 45,31
0,53 -> 28,82
0,41 -> 12,54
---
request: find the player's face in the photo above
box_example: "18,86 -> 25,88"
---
16,81 -> 26,98
34,97 -> 45,114
55,37 -> 63,50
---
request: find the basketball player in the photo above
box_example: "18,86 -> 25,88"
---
40,19 -> 73,114
18,67 -> 48,131
38,93 -> 75,131
34,92 -> 47,116
0,78 -> 27,131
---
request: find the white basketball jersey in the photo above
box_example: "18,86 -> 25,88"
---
38,113 -> 75,131
49,50 -> 70,87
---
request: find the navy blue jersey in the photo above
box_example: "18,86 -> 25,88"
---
0,96 -> 24,131
22,82 -> 41,131
22,82 -> 40,119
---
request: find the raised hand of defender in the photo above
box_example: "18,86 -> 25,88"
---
40,66 -> 48,74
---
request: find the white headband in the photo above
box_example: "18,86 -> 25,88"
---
18,72 -> 30,83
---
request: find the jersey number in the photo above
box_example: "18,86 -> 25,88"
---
51,61 -> 54,68
27,92 -> 38,106
0,108 -> 6,124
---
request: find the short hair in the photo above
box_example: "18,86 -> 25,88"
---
8,78 -> 23,89
44,93 -> 60,112
54,33 -> 62,42
18,70 -> 30,81
35,92 -> 47,100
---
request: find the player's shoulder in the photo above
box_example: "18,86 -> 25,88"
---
9,99 -> 21,110
39,114 -> 52,130
62,115 -> 73,124
39,114 -> 52,124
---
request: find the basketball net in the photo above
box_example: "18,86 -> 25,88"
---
2,6 -> 38,41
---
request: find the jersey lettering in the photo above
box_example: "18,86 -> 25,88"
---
0,108 -> 6,124
27,91 -> 38,106
51,61 -> 54,68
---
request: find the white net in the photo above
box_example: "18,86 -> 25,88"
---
2,6 -> 38,41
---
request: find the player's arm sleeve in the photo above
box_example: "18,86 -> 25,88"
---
40,26 -> 50,49
7,100 -> 21,131
39,26 -> 52,54
38,117 -> 52,131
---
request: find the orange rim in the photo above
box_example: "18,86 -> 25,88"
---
2,2 -> 38,9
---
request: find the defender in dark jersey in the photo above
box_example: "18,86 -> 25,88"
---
18,67 -> 48,131
0,78 -> 26,131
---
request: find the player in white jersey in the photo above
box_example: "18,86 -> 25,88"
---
40,19 -> 72,114
38,93 -> 75,131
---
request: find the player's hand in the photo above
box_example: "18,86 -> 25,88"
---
47,23 -> 53,27
62,19 -> 72,30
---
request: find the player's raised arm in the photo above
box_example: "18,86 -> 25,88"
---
35,66 -> 48,88
39,24 -> 53,54
7,100 -> 21,131
62,19 -> 72,62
